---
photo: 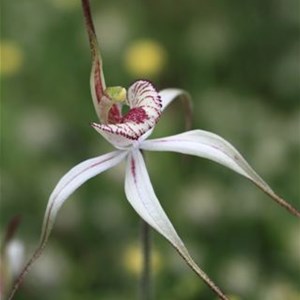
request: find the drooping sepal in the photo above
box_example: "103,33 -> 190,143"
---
92,80 -> 161,149
6,150 -> 127,300
159,88 -> 193,130
125,150 -> 229,300
141,130 -> 300,218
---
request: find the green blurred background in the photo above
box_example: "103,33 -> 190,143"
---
1,0 -> 300,299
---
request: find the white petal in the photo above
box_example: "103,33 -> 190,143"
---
141,130 -> 300,217
159,88 -> 191,112
6,150 -> 127,300
125,150 -> 228,300
159,88 -> 193,130
141,130 -> 258,178
41,150 -> 127,243
92,80 -> 161,149
125,150 -> 178,239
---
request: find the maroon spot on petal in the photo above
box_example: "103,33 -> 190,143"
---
122,107 -> 149,124
131,156 -> 137,182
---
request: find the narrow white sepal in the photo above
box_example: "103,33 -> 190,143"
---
140,129 -> 272,192
141,130 -> 300,218
124,149 -> 228,299
125,149 -> 182,243
41,150 -> 127,244
6,150 -> 128,300
159,88 -> 191,112
159,88 -> 193,131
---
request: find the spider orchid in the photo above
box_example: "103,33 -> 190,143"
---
7,1 -> 300,300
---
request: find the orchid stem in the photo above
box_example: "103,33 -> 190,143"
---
139,220 -> 152,300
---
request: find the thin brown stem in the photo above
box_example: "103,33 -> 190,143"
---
6,243 -> 45,300
253,181 -> 300,218
175,248 -> 229,300
139,220 -> 152,300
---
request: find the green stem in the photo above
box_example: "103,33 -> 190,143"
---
139,220 -> 152,300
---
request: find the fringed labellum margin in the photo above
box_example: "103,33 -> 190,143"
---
92,80 -> 162,149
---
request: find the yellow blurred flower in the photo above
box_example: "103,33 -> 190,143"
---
122,244 -> 162,276
0,40 -> 24,76
124,39 -> 167,78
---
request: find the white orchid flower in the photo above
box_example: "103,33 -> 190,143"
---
8,1 -> 300,300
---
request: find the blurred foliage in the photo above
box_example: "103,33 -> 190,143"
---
1,0 -> 300,299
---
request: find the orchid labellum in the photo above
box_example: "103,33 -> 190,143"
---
7,1 -> 300,300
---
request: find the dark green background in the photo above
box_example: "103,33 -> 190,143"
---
1,0 -> 299,299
